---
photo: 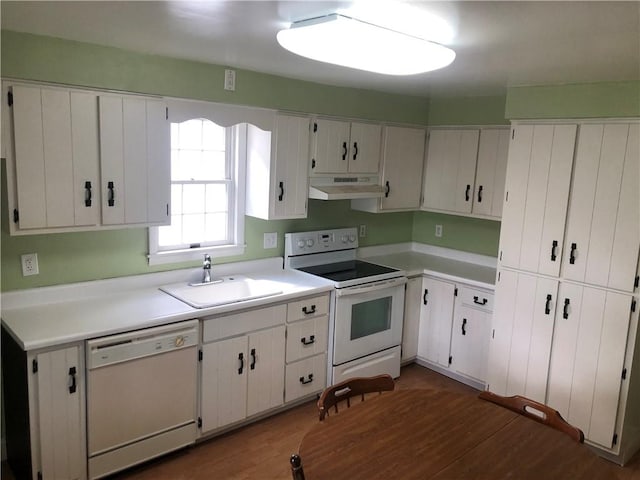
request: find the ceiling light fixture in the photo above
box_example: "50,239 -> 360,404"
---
276,13 -> 456,76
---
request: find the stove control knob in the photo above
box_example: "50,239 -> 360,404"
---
297,239 -> 306,249
306,239 -> 314,247
175,336 -> 185,348
349,234 -> 356,242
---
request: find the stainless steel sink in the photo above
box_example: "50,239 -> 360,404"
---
159,276 -> 282,308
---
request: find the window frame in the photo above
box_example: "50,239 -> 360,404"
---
147,100 -> 248,266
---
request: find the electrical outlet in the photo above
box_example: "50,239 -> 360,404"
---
359,225 -> 366,237
435,225 -> 443,238
21,253 -> 39,276
263,232 -> 278,249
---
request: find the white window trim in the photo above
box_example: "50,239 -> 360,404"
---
148,101 -> 251,266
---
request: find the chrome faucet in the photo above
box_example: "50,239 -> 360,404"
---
202,254 -> 212,283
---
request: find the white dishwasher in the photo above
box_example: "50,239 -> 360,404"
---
86,319 -> 199,479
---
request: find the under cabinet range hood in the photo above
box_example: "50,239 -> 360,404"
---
308,176 -> 385,200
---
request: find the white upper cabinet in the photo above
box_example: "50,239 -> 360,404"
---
472,129 -> 510,218
7,83 -> 100,232
310,118 -> 381,175
421,127 -> 509,219
246,114 -> 310,220
498,124 -> 577,276
99,94 -> 170,226
562,123 -> 640,292
3,81 -> 170,235
351,125 -> 426,213
422,129 -> 479,214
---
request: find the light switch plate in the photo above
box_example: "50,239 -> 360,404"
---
263,232 -> 278,249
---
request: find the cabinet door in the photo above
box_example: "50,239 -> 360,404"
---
563,123 -> 640,292
146,99 -> 171,224
450,305 -> 491,383
422,129 -> 479,214
36,346 -> 86,480
380,126 -> 425,211
273,114 -> 310,219
473,128 -> 509,218
499,124 -> 576,276
200,336 -> 248,432
547,284 -> 632,448
402,277 -> 422,361
11,85 -> 99,230
310,118 -> 350,174
417,277 -> 455,368
487,269 -> 559,402
348,122 -> 381,174
247,326 -> 285,417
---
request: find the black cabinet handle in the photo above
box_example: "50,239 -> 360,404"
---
107,181 -> 115,207
385,181 -> 390,198
461,318 -> 467,335
563,298 -> 570,319
238,352 -> 244,374
250,348 -> 256,370
423,288 -> 429,305
465,184 -> 471,202
477,185 -> 483,203
278,181 -> 284,201
68,367 -> 77,394
352,142 -> 358,160
301,335 -> 316,346
84,181 -> 92,207
569,243 -> 577,265
473,296 -> 488,306
299,373 -> 314,385
302,305 -> 316,315
551,240 -> 558,261
545,294 -> 553,315
342,142 -> 348,160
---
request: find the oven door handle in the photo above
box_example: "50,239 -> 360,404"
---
335,277 -> 407,297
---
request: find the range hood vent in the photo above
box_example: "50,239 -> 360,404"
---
308,176 -> 385,200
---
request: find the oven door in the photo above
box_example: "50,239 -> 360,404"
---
333,276 -> 406,365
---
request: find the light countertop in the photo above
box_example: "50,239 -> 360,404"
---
1,259 -> 334,351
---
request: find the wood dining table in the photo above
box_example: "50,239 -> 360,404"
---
298,389 -> 619,479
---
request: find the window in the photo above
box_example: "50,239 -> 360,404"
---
148,103 -> 247,266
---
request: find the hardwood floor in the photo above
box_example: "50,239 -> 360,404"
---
3,363 -> 640,479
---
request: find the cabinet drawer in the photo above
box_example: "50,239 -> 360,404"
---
459,287 -> 494,312
286,316 -> 328,363
287,294 -> 329,323
202,304 -> 286,343
285,354 -> 327,403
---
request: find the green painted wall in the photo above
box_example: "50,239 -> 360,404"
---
505,81 -> 640,119
428,95 -> 508,126
412,211 -> 501,257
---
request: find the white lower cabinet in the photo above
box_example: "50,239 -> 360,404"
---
415,276 -> 494,388
200,305 -> 286,433
284,294 -> 330,403
2,328 -> 86,480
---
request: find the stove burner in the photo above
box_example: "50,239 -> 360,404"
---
299,260 -> 398,283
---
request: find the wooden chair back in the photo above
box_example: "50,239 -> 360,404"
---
290,453 -> 305,480
317,374 -> 395,421
479,391 -> 584,443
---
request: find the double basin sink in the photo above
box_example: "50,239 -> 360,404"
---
160,275 -> 283,309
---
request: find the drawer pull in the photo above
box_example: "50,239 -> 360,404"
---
563,298 -> 570,319
107,181 -> 115,207
250,348 -> 256,370
84,181 -> 92,207
551,240 -> 558,261
301,335 -> 316,346
302,305 -> 316,315
473,296 -> 488,306
342,142 -> 348,160
477,185 -> 483,203
423,288 -> 429,305
299,373 -> 314,385
569,242 -> 577,265
461,318 -> 467,336
465,184 -> 471,202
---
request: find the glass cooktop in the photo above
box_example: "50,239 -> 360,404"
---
298,260 -> 398,283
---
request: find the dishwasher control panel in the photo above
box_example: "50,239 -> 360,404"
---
87,319 -> 199,369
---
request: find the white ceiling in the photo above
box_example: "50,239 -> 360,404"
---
1,1 -> 639,98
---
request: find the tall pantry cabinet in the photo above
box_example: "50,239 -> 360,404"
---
487,120 -> 640,463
